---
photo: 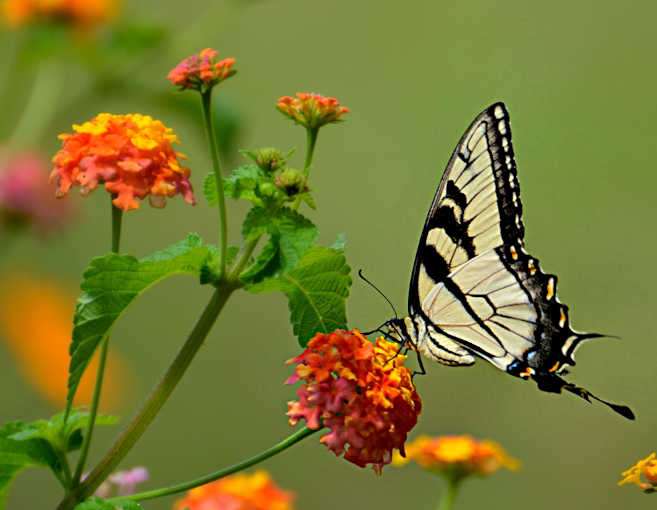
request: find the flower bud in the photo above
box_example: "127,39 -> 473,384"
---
168,48 -> 236,93
277,93 -> 349,130
274,168 -> 307,197
244,147 -> 286,173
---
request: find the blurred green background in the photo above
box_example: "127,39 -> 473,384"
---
1,0 -> 656,508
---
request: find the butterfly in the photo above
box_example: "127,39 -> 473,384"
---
382,102 -> 634,420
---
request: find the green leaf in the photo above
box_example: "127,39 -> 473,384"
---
75,498 -> 144,510
240,237 -> 279,284
9,410 -> 118,454
242,207 -> 318,273
66,235 -> 214,415
0,422 -> 59,508
199,245 -> 239,285
204,165 -> 264,206
247,247 -> 351,345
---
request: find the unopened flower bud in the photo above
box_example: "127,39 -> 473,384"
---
274,168 -> 307,197
245,147 -> 286,173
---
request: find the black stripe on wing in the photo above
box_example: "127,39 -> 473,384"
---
409,102 -> 525,313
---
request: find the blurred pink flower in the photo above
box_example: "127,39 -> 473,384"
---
92,466 -> 149,498
0,151 -> 71,234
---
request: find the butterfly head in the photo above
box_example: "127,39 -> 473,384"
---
383,317 -> 419,351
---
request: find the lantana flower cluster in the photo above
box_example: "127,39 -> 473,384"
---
3,0 -> 117,28
51,113 -> 194,211
393,435 -> 519,481
619,452 -> 657,492
174,471 -> 294,510
286,329 -> 422,473
277,93 -> 349,130
167,48 -> 236,92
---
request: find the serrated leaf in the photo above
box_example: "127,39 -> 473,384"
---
241,207 -> 318,274
10,410 -> 118,454
247,247 -> 351,345
0,422 -> 59,508
66,235 -> 213,415
240,237 -> 280,284
205,165 -> 264,206
199,245 -> 239,285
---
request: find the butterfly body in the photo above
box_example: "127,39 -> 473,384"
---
386,102 -> 634,420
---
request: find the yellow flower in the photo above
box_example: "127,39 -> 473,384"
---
393,435 -> 519,481
619,453 -> 657,492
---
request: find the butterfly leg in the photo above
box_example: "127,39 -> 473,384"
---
412,352 -> 427,379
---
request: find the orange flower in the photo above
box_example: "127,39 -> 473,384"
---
174,471 -> 294,510
0,273 -> 125,409
286,329 -> 422,473
619,453 -> 657,492
393,435 -> 519,481
51,113 -> 195,211
3,0 -> 118,28
277,93 -> 349,130
168,48 -> 236,92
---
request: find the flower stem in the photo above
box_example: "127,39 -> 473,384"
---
201,89 -> 228,278
72,202 -> 123,486
437,478 -> 461,510
8,60 -> 63,149
292,127 -> 320,211
109,426 -> 319,504
60,284 -> 236,508
303,127 -> 319,176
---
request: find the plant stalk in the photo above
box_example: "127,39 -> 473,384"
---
58,282 -> 236,509
201,89 -> 228,277
71,203 -> 123,486
110,427 -> 319,504
437,478 -> 461,510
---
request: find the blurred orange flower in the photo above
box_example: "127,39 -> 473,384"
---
286,329 -> 421,473
393,435 -> 519,481
619,452 -> 657,492
277,93 -> 349,130
174,471 -> 294,510
168,48 -> 236,92
52,113 -> 195,211
3,0 -> 118,28
0,274 -> 125,409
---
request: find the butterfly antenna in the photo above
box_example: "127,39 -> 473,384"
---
358,269 -> 399,319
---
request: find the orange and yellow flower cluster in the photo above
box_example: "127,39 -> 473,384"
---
286,329 -> 421,473
394,435 -> 519,481
174,471 -> 294,510
277,93 -> 349,130
51,113 -> 195,211
619,452 -> 657,492
168,48 -> 236,92
3,0 -> 117,28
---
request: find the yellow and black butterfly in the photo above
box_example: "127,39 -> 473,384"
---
382,102 -> 634,420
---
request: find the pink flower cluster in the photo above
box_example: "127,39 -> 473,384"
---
167,48 -> 236,92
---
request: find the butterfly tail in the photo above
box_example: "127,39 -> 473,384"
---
562,381 -> 635,421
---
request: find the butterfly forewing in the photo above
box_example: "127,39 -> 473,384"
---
409,103 -> 524,315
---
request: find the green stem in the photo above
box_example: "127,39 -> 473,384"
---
293,127 -> 320,211
8,61 -> 63,149
72,203 -> 123,486
201,89 -> 228,277
110,427 -> 319,504
437,478 -> 461,510
303,127 -> 319,176
60,284 -> 236,509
